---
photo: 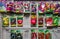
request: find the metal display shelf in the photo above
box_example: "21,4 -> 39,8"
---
0,1 -> 60,39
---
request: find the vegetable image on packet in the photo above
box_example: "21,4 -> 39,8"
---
45,29 -> 52,39
38,14 -> 43,27
23,1 -> 30,13
14,1 -> 23,13
16,30 -> 23,39
31,2 -> 37,13
31,29 -> 37,39
45,14 -> 53,26
17,14 -> 23,27
38,29 -> 44,39
11,30 -> 16,39
31,14 -> 37,27
10,15 -> 16,27
54,3 -> 60,14
53,15 -> 58,26
0,1 -> 6,12
6,1 -> 14,12
38,2 -> 46,13
3,15 -> 9,27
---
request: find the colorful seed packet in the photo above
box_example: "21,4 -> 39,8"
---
45,14 -> 53,26
3,15 -> 9,27
23,1 -> 30,13
10,15 -> 16,27
14,1 -> 23,13
38,2 -> 46,13
31,2 -> 37,13
17,14 -> 23,27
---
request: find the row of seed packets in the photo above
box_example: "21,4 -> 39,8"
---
2,14 -> 23,27
0,1 -> 60,13
2,14 -> 60,27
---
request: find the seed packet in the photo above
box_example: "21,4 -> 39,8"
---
31,14 -> 37,27
38,2 -> 46,13
10,15 -> 16,27
17,14 -> 23,27
6,1 -> 14,12
11,30 -> 23,39
53,15 -> 58,26
14,1 -> 23,13
16,30 -> 23,39
45,14 -> 53,26
31,2 -> 37,13
38,29 -> 44,39
54,3 -> 60,14
45,2 -> 51,12
38,14 -> 43,27
11,30 -> 16,39
0,1 -> 6,12
31,29 -> 37,39
19,1 -> 23,13
45,29 -> 52,39
50,2 -> 55,11
14,1 -> 20,13
23,1 -> 30,13
3,15 -> 9,27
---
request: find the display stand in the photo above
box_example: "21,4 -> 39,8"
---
0,1 -> 60,39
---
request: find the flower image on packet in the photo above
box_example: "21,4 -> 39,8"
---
0,0 -> 6,12
14,1 -> 23,13
14,1 -> 20,13
6,1 -> 14,12
45,2 -> 54,13
31,1 -> 37,13
19,1 -> 23,13
38,2 -> 46,13
45,2 -> 51,12
23,1 -> 30,13
50,2 -> 55,11
54,3 -> 60,14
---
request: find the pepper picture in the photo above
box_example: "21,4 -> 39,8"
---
3,15 -> 9,27
17,14 -> 23,27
